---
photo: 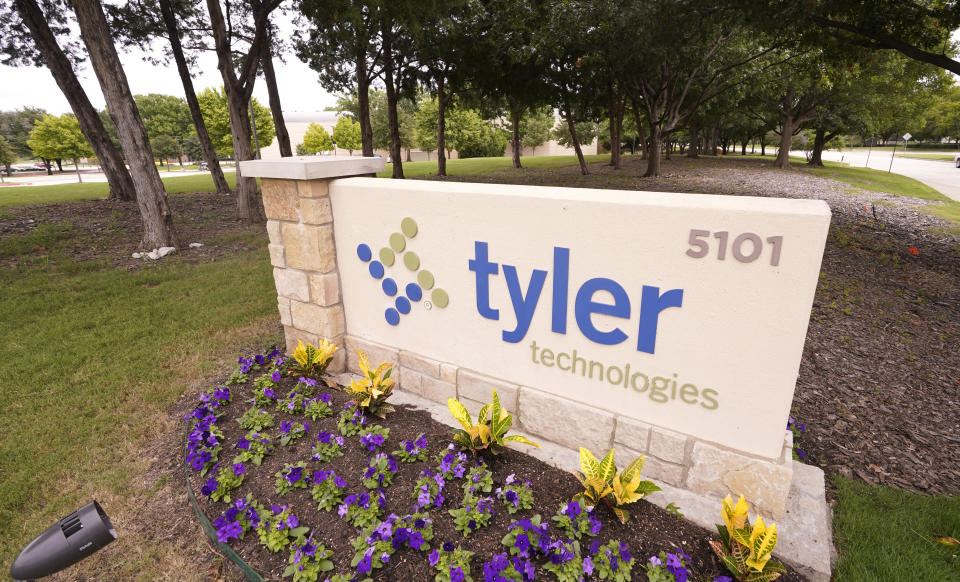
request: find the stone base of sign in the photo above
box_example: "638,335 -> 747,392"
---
344,335 -> 795,520
327,369 -> 834,582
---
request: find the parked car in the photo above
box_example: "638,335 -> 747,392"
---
198,161 -> 209,170
33,162 -> 48,170
954,153 -> 959,168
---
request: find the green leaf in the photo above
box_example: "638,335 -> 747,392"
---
598,449 -> 617,482
621,455 -> 646,481
579,447 -> 601,479
477,404 -> 491,426
502,434 -> 541,448
447,398 -> 473,431
632,480 -> 661,497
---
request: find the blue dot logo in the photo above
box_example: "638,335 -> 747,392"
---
382,278 -> 398,297
357,243 -> 372,262
395,296 -> 411,314
405,283 -> 422,302
385,308 -> 400,326
369,261 -> 384,279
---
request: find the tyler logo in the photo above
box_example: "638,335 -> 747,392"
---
355,217 -> 449,326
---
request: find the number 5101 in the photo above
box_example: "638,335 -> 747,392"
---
685,229 -> 783,266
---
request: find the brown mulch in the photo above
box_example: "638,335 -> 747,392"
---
187,370 -> 806,582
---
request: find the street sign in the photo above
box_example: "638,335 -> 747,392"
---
903,133 -> 912,141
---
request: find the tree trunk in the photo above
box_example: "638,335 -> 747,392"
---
808,127 -> 827,167
74,158 -> 82,183
357,60 -> 374,157
158,0 -> 230,194
608,89 -> 622,169
71,0 -> 177,249
563,100 -> 588,175
663,135 -> 671,160
687,123 -> 699,158
436,80 -> 448,177
761,138 -> 766,156
381,25 -> 403,179
16,0 -> 135,201
774,117 -> 794,169
55,158 -> 63,171
225,87 -> 264,222
643,126 -> 662,177
261,36 -> 292,157
510,104 -> 522,169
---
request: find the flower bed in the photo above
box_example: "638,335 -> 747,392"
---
185,347 -> 804,582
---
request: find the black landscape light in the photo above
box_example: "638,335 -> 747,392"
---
10,501 -> 117,580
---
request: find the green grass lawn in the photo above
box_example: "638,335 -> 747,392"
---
804,162 -> 949,201
895,153 -> 959,161
377,153 -> 609,178
0,171 -> 237,208
832,477 -> 960,580
0,248 -> 278,575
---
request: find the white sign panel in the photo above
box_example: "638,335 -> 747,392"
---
331,178 -> 830,459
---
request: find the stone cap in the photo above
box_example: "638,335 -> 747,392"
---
238,156 -> 385,180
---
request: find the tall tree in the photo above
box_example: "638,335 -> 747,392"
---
801,1 -> 960,76
296,0 -> 382,157
261,29 -> 292,157
196,87 -> 275,157
27,113 -> 93,182
205,0 -> 283,223
0,135 -> 16,179
70,0 -> 177,248
4,0 -> 136,200
106,0 -> 235,194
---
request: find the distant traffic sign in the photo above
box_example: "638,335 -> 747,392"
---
903,133 -> 912,141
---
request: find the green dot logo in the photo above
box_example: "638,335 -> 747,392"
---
354,217 -> 448,326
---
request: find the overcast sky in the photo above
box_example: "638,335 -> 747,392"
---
0,14 -> 337,115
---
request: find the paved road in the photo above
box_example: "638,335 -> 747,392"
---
0,167 -> 233,187
815,149 -> 960,203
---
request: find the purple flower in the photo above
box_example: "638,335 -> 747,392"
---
280,421 -> 292,434
317,431 -> 332,443
201,477 -> 218,496
254,354 -> 266,365
320,392 -> 332,403
450,566 -> 466,582
409,531 -> 425,550
357,553 -> 373,575
232,463 -> 246,476
443,542 -> 455,552
583,556 -> 594,575
263,387 -> 276,399
565,501 -> 581,517
271,370 -> 281,382
216,520 -> 242,542
515,533 -> 530,554
334,476 -> 347,488
287,466 -> 303,484
286,514 -> 299,529
714,577 -> 734,582
429,549 -> 440,566
648,555 -> 662,566
589,514 -> 602,535
235,437 -> 250,450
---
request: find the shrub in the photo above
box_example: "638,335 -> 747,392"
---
573,447 -> 660,524
447,389 -> 539,456
709,495 -> 786,582
347,350 -> 396,418
288,339 -> 338,380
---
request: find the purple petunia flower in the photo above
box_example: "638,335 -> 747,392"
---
443,541 -> 455,552
357,553 -> 372,575
648,555 -> 662,566
429,549 -> 440,567
216,520 -> 243,542
263,387 -> 276,399
583,556 -> 594,575
201,476 -> 218,496
714,577 -> 734,582
450,566 -> 466,582
515,533 -> 530,554
232,463 -> 246,476
280,421 -> 292,434
286,514 -> 299,528
271,370 -> 281,382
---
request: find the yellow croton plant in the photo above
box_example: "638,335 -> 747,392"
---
347,350 -> 396,418
290,339 -> 338,379
709,494 -> 786,582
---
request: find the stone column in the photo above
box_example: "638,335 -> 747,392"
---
238,156 -> 385,372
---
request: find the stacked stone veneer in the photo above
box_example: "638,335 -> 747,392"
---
343,335 -> 794,519
262,177 -> 348,373
251,164 -> 795,521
